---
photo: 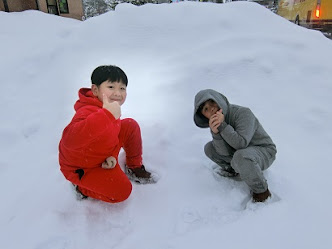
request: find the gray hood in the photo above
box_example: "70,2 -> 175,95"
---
194,89 -> 230,128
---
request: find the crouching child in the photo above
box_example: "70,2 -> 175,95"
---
59,65 -> 156,203
193,89 -> 277,202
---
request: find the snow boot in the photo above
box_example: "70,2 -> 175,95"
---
73,184 -> 88,200
213,165 -> 239,177
125,165 -> 158,184
252,188 -> 271,202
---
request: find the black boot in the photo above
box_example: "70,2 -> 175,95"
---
73,184 -> 88,200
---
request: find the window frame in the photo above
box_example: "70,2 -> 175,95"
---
58,0 -> 69,14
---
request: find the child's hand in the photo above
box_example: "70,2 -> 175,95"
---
209,109 -> 224,134
103,94 -> 121,119
102,156 -> 117,169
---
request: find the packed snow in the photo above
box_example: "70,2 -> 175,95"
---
1,2 -> 332,249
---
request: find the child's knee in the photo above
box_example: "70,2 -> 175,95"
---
231,150 -> 255,172
120,118 -> 141,140
79,167 -> 133,203
107,180 -> 132,203
204,141 -> 214,158
122,118 -> 139,129
95,180 -> 132,203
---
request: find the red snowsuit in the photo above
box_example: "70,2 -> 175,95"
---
59,88 -> 143,203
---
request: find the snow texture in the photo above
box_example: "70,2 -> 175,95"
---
0,2 -> 331,249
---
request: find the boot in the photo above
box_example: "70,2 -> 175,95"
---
126,165 -> 157,184
252,189 -> 271,202
73,184 -> 88,200
214,165 -> 239,177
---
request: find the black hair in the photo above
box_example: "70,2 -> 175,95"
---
91,65 -> 128,86
197,102 -> 205,116
198,99 -> 215,114
197,101 -> 209,121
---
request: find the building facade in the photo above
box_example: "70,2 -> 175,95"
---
0,0 -> 84,20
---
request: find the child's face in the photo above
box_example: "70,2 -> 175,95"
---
201,100 -> 220,119
92,80 -> 127,106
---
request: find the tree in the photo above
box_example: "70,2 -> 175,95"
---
83,0 -> 160,19
83,0 -> 113,19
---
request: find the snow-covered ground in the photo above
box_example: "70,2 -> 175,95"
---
1,2 -> 332,249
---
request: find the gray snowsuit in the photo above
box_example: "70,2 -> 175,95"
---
194,89 -> 277,194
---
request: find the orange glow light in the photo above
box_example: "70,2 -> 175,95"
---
315,4 -> 321,18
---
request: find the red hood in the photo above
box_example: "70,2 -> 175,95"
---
74,88 -> 102,111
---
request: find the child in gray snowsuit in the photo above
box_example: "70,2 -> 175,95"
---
193,89 -> 277,202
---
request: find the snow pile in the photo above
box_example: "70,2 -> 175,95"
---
0,2 -> 331,249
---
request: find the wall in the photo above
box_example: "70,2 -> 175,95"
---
38,0 -> 84,20
0,1 -> 5,11
1,0 -> 38,11
0,0 -> 84,20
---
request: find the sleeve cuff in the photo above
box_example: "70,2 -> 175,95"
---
212,130 -> 222,139
102,108 -> 117,121
217,122 -> 228,132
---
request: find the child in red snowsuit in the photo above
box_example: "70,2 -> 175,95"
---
59,65 -> 154,203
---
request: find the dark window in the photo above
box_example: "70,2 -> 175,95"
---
307,11 -> 312,23
47,0 -> 59,15
58,0 -> 69,14
3,0 -> 9,12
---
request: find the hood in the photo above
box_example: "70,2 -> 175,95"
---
74,88 -> 102,111
193,89 -> 230,128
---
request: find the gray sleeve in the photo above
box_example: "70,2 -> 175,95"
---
217,107 -> 258,150
211,131 -> 235,157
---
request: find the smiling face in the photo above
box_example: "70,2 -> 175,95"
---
92,80 -> 127,106
201,99 -> 220,119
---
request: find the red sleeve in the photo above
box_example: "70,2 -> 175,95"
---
62,106 -> 121,150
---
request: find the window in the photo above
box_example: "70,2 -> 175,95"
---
47,0 -> 58,15
307,11 -> 312,22
3,0 -> 9,12
58,0 -> 69,14
46,0 -> 69,15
